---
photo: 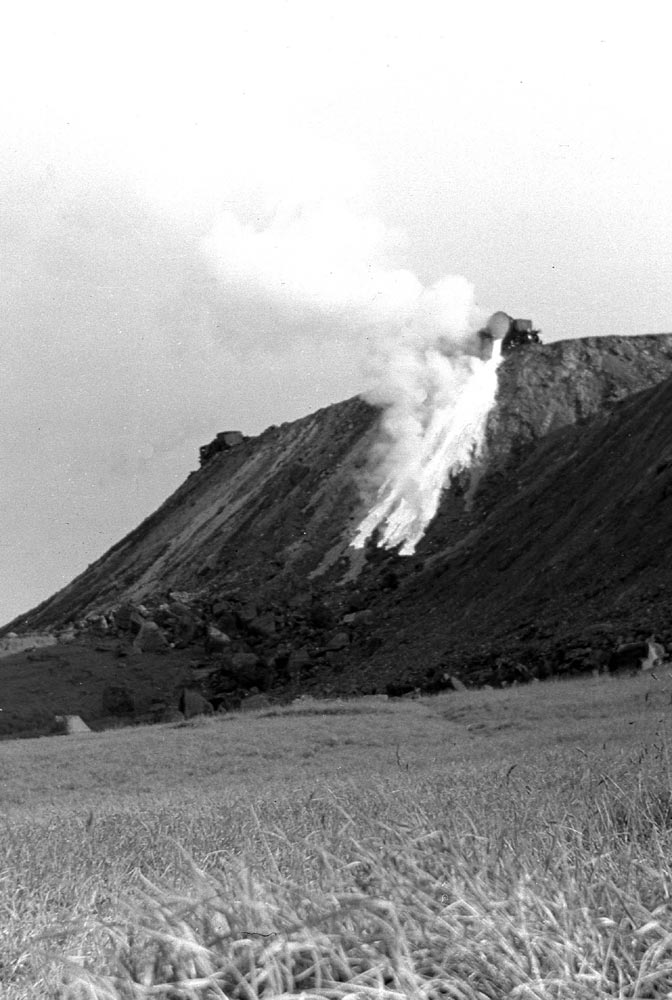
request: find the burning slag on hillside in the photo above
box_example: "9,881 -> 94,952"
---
353,307 -> 538,555
202,202 -> 536,559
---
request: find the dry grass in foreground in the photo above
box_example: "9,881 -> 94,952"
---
61,779 -> 672,999
4,674 -> 672,997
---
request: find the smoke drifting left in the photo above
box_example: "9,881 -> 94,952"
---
202,201 -> 495,557
1,142 -> 485,621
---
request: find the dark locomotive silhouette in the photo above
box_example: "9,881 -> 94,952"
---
478,310 -> 542,358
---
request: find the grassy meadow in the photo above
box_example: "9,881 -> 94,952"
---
3,672 -> 672,997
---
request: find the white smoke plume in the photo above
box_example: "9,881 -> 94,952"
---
354,331 -> 502,554
203,201 -> 483,349
203,201 -> 502,557
351,275 -> 504,555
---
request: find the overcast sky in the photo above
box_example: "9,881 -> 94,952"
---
1,2 -> 670,626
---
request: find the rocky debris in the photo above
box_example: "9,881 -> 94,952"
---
54,714 -> 92,734
133,620 -> 169,653
102,684 -> 135,717
211,602 -> 238,634
350,609 -> 374,627
83,612 -> 110,634
178,688 -> 214,719
235,603 -> 259,627
326,631 -> 349,651
250,612 -> 276,637
113,604 -> 147,634
208,651 -> 271,695
376,630 -> 670,692
447,675 -> 467,691
308,600 -> 336,631
385,669 -> 467,698
14,576 -> 671,729
175,605 -> 205,646
168,600 -> 192,619
190,664 -> 217,684
109,600 -> 206,653
205,625 -> 231,654
608,641 -> 649,674
426,673 -> 467,692
609,638 -> 666,674
215,695 -> 241,712
4,584 -> 398,715
554,645 -> 608,675
230,651 -> 265,682
288,647 -> 312,683
643,639 -> 666,670
166,601 -> 200,647
146,699 -> 171,720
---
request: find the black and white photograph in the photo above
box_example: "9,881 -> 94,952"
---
2,2 -> 672,996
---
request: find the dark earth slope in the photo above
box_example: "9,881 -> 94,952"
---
4,397 -> 379,631
343,369 -> 672,691
6,334 -> 672,635
3,333 -> 672,733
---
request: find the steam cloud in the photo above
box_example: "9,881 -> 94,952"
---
352,276 -> 504,554
354,332 -> 502,554
203,202 -> 500,556
1,155 -> 495,623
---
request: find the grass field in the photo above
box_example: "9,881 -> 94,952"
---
3,672 -> 672,998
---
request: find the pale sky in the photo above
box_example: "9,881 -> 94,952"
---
1,1 -> 670,625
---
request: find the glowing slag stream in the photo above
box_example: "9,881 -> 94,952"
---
353,339 -> 503,555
